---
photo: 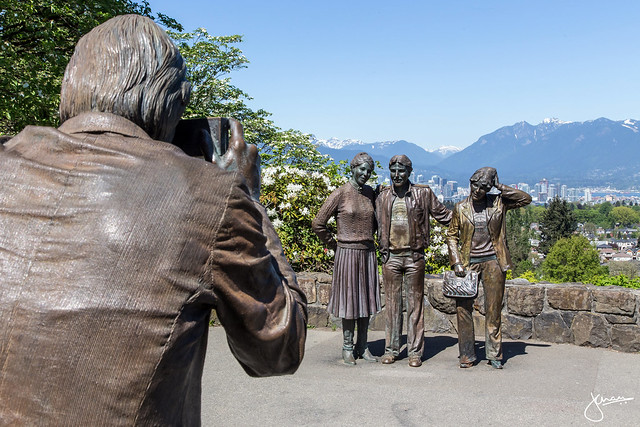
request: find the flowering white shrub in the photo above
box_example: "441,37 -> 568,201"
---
260,164 -> 347,272
426,222 -> 450,273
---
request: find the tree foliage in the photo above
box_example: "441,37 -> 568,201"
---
506,207 -> 534,276
573,201 -> 640,229
541,235 -> 606,283
591,274 -> 640,289
582,222 -> 597,235
599,201 -> 613,219
168,26 -> 355,271
607,261 -> 639,280
0,0 -> 180,134
609,206 -> 639,228
169,30 -> 252,120
529,205 -> 546,223
167,27 -> 321,168
538,197 -> 577,254
572,205 -> 602,227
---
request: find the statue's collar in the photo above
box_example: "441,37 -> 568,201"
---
59,112 -> 151,140
391,181 -> 413,197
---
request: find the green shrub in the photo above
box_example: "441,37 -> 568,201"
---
518,270 -> 539,283
260,165 -> 346,272
590,275 -> 640,289
541,235 -> 606,282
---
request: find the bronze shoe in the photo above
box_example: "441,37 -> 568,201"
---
408,355 -> 422,367
357,347 -> 378,362
380,353 -> 395,364
342,349 -> 356,365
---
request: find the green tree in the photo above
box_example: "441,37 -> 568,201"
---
538,197 -> 577,254
582,222 -> 597,235
0,0 -> 180,134
259,130 -> 334,170
169,30 -> 249,119
598,202 -> 614,226
506,207 -> 534,276
542,235 -> 606,283
572,206 -> 600,227
609,206 -> 639,228
529,205 -> 546,223
167,27 -> 322,166
607,261 -> 639,280
167,27 -> 352,271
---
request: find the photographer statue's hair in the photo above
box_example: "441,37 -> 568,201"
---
59,14 -> 191,142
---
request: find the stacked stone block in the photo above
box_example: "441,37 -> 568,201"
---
297,272 -> 640,353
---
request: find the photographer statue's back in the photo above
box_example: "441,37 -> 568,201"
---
0,14 -> 306,425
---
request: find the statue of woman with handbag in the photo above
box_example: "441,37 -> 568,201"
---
446,167 -> 531,369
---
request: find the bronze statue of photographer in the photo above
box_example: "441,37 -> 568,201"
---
0,15 -> 306,424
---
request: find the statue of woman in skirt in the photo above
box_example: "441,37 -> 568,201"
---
313,152 -> 381,365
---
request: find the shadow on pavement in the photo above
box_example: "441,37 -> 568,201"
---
368,334 -> 459,362
423,335 -> 458,361
471,340 -> 552,366
368,334 -> 551,365
502,340 -> 551,365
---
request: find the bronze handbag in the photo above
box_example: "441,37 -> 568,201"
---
443,270 -> 479,298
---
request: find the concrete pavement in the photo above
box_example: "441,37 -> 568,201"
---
201,327 -> 639,426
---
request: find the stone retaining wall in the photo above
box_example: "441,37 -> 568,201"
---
297,272 -> 640,353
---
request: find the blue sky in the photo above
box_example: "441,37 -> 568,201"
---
148,0 -> 640,150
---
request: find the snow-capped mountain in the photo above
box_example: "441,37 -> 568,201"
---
312,137 -> 461,166
312,118 -> 640,187
312,138 -> 459,178
314,137 -> 367,149
429,145 -> 462,158
622,119 -> 639,133
314,137 -> 461,157
438,117 -> 640,187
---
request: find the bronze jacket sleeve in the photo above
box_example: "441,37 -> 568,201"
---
497,183 -> 532,210
427,188 -> 453,226
209,176 -> 307,377
446,205 -> 463,267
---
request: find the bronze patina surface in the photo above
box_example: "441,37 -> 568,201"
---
312,152 -> 380,365
447,167 -> 531,368
376,155 -> 451,367
0,14 -> 306,425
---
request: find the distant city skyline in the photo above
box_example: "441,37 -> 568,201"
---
148,0 -> 640,150
376,172 -> 640,205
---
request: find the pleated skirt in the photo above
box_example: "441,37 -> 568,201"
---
327,246 -> 381,319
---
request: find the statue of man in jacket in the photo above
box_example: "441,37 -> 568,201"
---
376,155 -> 452,367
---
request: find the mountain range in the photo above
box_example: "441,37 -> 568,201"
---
313,118 -> 640,188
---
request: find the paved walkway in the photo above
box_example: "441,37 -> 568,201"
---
202,327 -> 639,426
